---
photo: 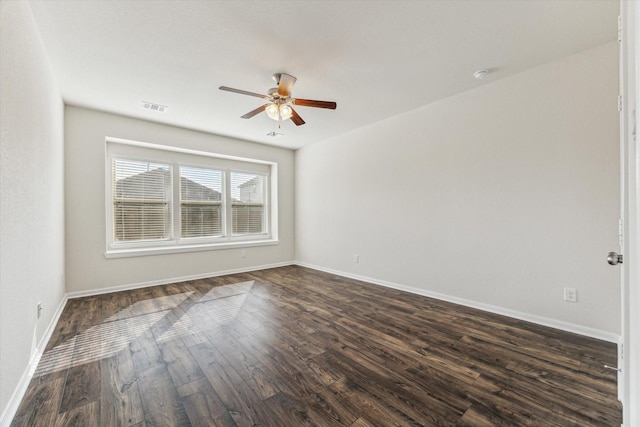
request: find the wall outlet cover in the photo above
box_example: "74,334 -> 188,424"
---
564,287 -> 577,303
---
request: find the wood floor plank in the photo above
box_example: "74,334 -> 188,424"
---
101,291 -> 133,321
10,378 -> 64,427
189,341 -> 244,388
190,342 -> 277,426
459,403 -> 521,427
319,349 -> 464,425
158,338 -> 205,387
99,348 -> 145,426
58,361 -> 101,413
303,385 -> 361,426
262,392 -> 335,427
76,297 -> 105,328
238,309 -> 328,358
129,329 -> 165,374
328,377 -> 426,427
226,377 -> 281,426
204,329 -> 259,376
349,417 -> 377,427
177,377 -> 234,427
12,265 -> 621,426
505,359 -> 619,410
54,401 -> 100,427
44,299 -> 83,352
229,334 -> 299,398
136,364 -> 190,426
236,333 -> 325,398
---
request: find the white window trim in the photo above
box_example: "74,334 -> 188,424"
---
104,137 -> 279,258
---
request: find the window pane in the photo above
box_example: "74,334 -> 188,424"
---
231,172 -> 265,235
113,160 -> 171,241
180,166 -> 223,238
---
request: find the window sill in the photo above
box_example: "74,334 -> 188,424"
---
104,239 -> 279,259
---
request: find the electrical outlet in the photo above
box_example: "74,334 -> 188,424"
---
240,250 -> 247,259
353,254 -> 359,264
564,287 -> 577,303
37,303 -> 43,319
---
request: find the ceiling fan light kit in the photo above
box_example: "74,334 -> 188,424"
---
265,102 -> 293,121
219,73 -> 336,127
279,104 -> 293,120
265,103 -> 280,120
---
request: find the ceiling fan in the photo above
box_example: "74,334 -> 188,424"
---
219,73 -> 337,126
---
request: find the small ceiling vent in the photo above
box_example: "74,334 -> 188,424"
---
142,101 -> 167,112
473,69 -> 489,80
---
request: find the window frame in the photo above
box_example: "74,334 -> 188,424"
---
105,137 -> 278,258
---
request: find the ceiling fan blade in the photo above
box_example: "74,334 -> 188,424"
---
290,107 -> 306,126
241,104 -> 269,119
292,98 -> 337,109
277,73 -> 297,97
219,86 -> 269,99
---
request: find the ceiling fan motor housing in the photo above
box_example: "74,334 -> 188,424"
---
272,72 -> 296,86
267,87 -> 284,99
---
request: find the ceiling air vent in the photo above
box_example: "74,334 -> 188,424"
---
142,101 -> 167,112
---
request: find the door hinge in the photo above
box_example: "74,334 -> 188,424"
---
619,218 -> 624,247
618,95 -> 623,112
618,15 -> 622,42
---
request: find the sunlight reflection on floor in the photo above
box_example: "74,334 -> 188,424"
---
156,292 -> 250,342
33,280 -> 254,377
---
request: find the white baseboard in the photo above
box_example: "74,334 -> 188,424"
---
295,261 -> 620,344
66,261 -> 295,299
0,295 -> 68,427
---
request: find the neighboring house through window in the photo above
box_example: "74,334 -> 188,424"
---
180,166 -> 223,238
233,173 -> 265,235
113,160 -> 172,242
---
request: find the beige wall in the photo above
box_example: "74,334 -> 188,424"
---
64,106 -> 295,294
0,1 -> 65,418
295,42 -> 621,337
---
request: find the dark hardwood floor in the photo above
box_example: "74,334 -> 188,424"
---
11,265 -> 621,426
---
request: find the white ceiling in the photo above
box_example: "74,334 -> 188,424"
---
27,0 -> 618,150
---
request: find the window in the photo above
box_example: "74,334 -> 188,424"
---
113,160 -> 172,242
106,138 -> 277,257
180,166 -> 223,238
231,172 -> 265,235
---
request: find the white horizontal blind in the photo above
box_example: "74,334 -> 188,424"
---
231,172 -> 265,235
113,159 -> 172,241
180,166 -> 223,238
